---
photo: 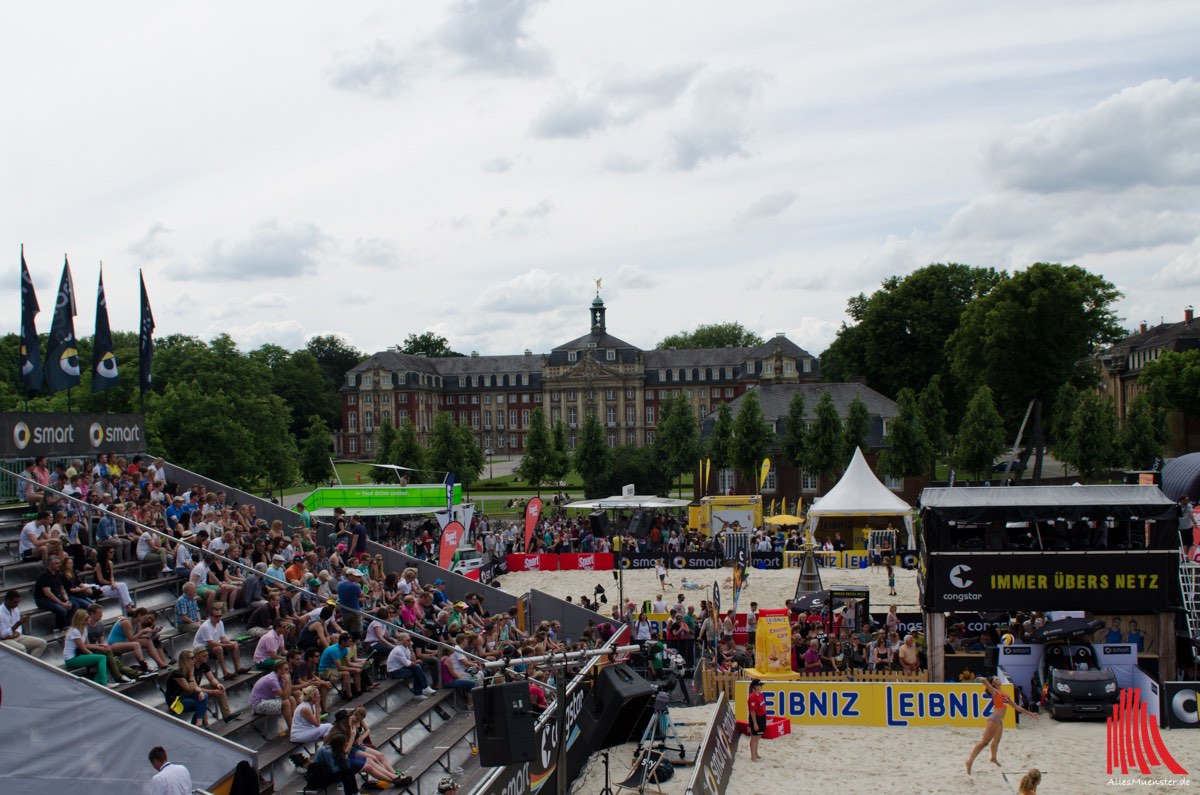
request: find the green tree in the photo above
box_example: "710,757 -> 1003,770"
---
305,334 -> 365,410
707,401 -> 734,471
1119,394 -> 1169,470
427,412 -> 461,481
1139,349 -> 1200,418
1064,390 -> 1120,480
879,388 -> 931,479
548,420 -> 570,483
371,418 -> 399,483
947,263 -> 1124,480
805,391 -> 844,480
267,350 -> 340,438
843,395 -> 871,460
389,417 -> 426,481
820,264 -> 1002,418
600,445 -> 671,496
574,412 -> 611,497
780,392 -> 807,490
1048,383 -> 1082,471
952,386 -> 1006,481
918,375 -> 949,479
656,395 -> 699,497
517,407 -> 553,494
456,422 -> 485,493
731,390 -> 774,487
656,322 -> 764,350
401,331 -> 463,358
299,415 -> 335,486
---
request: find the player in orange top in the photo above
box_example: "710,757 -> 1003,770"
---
966,675 -> 1038,775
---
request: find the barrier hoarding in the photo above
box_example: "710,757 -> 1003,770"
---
1,412 -> 146,458
733,680 -> 1016,728
684,692 -> 740,795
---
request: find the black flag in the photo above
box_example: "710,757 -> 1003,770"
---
92,267 -> 119,393
139,270 -> 155,394
45,257 -> 81,394
19,246 -> 44,395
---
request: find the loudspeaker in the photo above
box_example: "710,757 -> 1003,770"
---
585,664 -> 656,749
627,511 -> 653,539
473,681 -> 538,767
589,511 -> 610,538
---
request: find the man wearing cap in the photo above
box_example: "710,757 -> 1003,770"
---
265,554 -> 287,585
429,579 -> 448,608
165,495 -> 186,530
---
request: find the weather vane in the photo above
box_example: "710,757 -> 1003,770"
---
594,277 -> 602,295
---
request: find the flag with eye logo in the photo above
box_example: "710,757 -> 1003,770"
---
92,268 -> 119,392
138,270 -> 155,394
18,246 -> 44,395
45,258 -> 81,394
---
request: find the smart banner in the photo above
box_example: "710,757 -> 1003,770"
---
619,552 -> 663,570
924,551 -> 1177,612
785,550 -> 870,569
559,553 -> 615,571
1,412 -> 146,458
754,609 -> 792,674
685,692 -> 740,795
750,551 -> 785,570
1162,682 -> 1200,729
670,552 -> 725,569
733,680 -> 1016,728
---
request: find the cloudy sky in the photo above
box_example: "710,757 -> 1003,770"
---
3,1 -> 1200,361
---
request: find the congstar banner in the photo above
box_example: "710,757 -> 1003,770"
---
1,412 -> 146,458
924,551 -> 1177,612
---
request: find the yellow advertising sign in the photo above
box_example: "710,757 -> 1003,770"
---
754,613 -> 792,674
759,458 -> 772,489
734,681 -> 1016,728
784,550 -> 870,569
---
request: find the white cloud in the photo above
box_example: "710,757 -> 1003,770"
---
476,269 -> 579,313
1152,243 -> 1200,288
352,237 -> 406,269
129,223 -> 171,262
669,69 -> 761,170
736,190 -> 798,224
437,0 -> 550,77
489,199 -> 554,236
189,220 -> 328,280
531,93 -> 611,138
328,39 -> 411,98
614,263 -> 657,289
602,153 -> 649,173
986,78 -> 1200,193
481,156 -> 514,173
211,319 -> 308,351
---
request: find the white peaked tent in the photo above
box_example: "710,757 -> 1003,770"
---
806,447 -> 916,549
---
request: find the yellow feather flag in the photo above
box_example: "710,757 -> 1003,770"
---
769,498 -> 776,516
781,496 -> 787,515
759,457 -> 772,489
705,458 -> 711,487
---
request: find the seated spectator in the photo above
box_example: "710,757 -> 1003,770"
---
193,647 -> 240,722
319,633 -> 364,700
60,556 -> 95,613
208,555 -> 243,611
364,607 -> 397,659
110,607 -> 171,671
386,632 -> 436,698
33,555 -> 72,631
0,589 -> 47,657
291,685 -> 333,744
189,556 -> 221,613
442,633 -> 478,708
291,648 -> 331,713
166,649 -> 210,727
254,618 -> 289,670
84,603 -> 141,682
64,608 -> 109,685
193,606 -> 248,678
18,512 -> 53,564
297,604 -> 341,652
175,582 -> 203,631
93,546 -> 134,614
249,659 -> 297,726
136,523 -> 172,574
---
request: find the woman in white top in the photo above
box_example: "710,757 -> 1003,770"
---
290,685 -> 333,743
64,609 -> 110,685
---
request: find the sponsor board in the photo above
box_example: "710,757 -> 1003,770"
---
1162,681 -> 1200,729
734,680 -> 1016,728
924,551 -> 1177,612
1,412 -> 146,457
684,693 -> 739,795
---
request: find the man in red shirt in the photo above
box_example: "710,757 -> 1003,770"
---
746,678 -> 767,761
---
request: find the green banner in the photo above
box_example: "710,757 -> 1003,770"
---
301,483 -> 462,511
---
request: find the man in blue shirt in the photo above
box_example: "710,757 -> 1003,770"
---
318,633 -> 364,699
1127,620 -> 1145,652
337,569 -> 364,634
1104,618 -> 1123,644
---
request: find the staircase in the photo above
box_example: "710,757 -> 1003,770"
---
1181,549 -> 1200,661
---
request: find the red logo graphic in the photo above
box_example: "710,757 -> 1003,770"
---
1107,688 -> 1188,776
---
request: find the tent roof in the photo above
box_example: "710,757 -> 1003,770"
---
919,484 -> 1177,522
566,495 -> 692,510
1162,453 -> 1200,502
807,448 -> 913,517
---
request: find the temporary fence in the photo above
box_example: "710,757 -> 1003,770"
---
698,665 -> 925,702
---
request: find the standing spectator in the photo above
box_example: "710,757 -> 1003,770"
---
148,747 -> 192,795
0,589 -> 47,656
898,635 -> 921,674
747,602 -> 759,650
746,679 -> 767,762
193,606 -> 248,678
34,555 -> 72,631
1127,620 -> 1146,652
1104,618 -> 1124,644
337,569 -> 365,636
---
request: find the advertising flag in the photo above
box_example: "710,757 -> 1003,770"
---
45,258 -> 81,394
138,270 -> 155,394
524,497 -> 543,552
92,268 -> 118,393
18,247 -> 43,395
439,520 -> 465,570
732,547 -> 749,614
759,457 -> 772,490
704,458 -> 711,489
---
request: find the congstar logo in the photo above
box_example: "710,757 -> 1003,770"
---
949,564 -> 973,589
